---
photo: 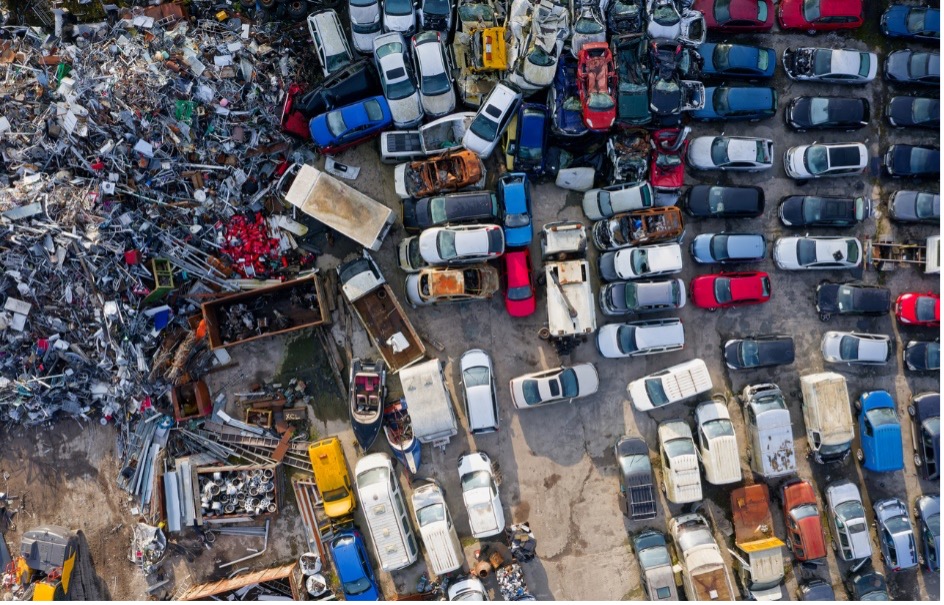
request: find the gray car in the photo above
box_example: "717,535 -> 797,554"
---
889,191 -> 940,224
690,233 -> 767,264
632,530 -> 678,600
884,50 -> 940,86
873,498 -> 919,571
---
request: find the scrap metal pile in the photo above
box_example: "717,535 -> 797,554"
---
0,6 -> 323,428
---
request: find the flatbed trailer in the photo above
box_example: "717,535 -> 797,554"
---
866,236 -> 939,274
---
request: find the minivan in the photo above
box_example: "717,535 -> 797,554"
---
307,11 -> 355,78
307,437 -> 356,518
354,453 -> 419,571
410,481 -> 464,575
628,358 -> 713,412
740,383 -> 797,479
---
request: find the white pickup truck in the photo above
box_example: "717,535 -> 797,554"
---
541,222 -> 597,342
380,112 -> 476,163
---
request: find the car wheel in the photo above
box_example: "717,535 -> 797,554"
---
818,312 -> 831,322
908,405 -> 916,416
707,307 -> 717,312
796,179 -> 810,186
538,327 -> 550,340
807,28 -> 816,35
915,454 -> 923,466
830,538 -> 837,552
258,0 -> 278,7
286,0 -> 309,19
853,398 -> 861,412
855,448 -> 864,462
661,481 -> 667,496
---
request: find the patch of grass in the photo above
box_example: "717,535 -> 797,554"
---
623,586 -> 645,600
275,330 -> 346,422
460,536 -> 479,548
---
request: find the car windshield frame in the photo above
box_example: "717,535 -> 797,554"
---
386,69 -> 417,101
714,0 -> 731,23
916,297 -> 937,322
326,110 -> 348,137
588,92 -> 615,110
461,469 -> 494,491
645,378 -> 669,406
436,230 -> 457,259
463,365 -> 490,388
793,503 -> 819,520
739,340 -> 761,366
469,113 -> 500,142
507,284 -> 533,301
796,238 -> 817,266
385,0 -> 414,16
417,503 -> 447,526
559,368 -> 579,398
664,436 -> 695,458
866,407 -> 898,427
839,335 -> 860,360
710,235 -> 731,260
702,418 -> 735,439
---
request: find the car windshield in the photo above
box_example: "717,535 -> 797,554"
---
916,193 -> 937,218
350,0 -> 375,5
645,378 -> 669,406
757,0 -> 768,21
836,500 -> 865,523
463,366 -> 490,387
714,278 -> 732,304
326,52 -> 350,73
739,340 -> 760,366
803,0 -> 821,21
836,286 -> 856,310
386,71 -> 417,100
910,53 -> 932,77
559,368 -> 579,398
713,88 -> 730,113
405,237 -> 422,268
424,0 -> 449,14
588,92 -> 615,109
357,467 -> 387,487
813,49 -> 832,74
857,53 -> 871,77
804,146 -> 829,175
714,0 -> 730,22
461,469 -> 493,491
797,238 -> 817,265
802,197 -> 828,221
363,99 -> 384,121
710,138 -> 729,165
793,503 -> 819,520
886,516 -> 913,534
458,3 -> 494,22
575,16 -> 605,34
323,487 -> 350,502
598,191 -> 612,215
429,198 -> 448,223
631,249 -> 649,274
664,437 -> 695,458
423,71 -> 451,95
617,326 -> 638,353
508,285 -> 532,301
912,98 -> 935,122
521,379 -> 543,405
839,335 -> 860,360
417,503 -> 446,526
653,4 -> 680,24
910,147 -> 935,172
386,0 -> 413,16
506,212 -> 530,227
907,9 -> 928,33
639,545 -> 670,569
927,343 -> 941,368
916,297 -> 937,321
846,240 -> 859,263
866,407 -> 898,426
808,97 -> 831,125
710,235 -> 731,260
713,45 -> 731,70
469,114 -> 499,142
326,110 -> 348,136
437,230 -> 457,259
927,513 -> 941,536
344,577 -> 374,596
527,46 -> 555,66
702,418 -> 734,439
752,393 -> 786,414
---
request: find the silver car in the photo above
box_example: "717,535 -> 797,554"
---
374,32 -> 424,128
509,364 -> 600,409
308,11 -> 355,78
874,498 -> 919,571
348,0 -> 382,53
825,480 -> 873,562
383,0 -> 417,36
690,233 -> 767,264
821,331 -> 891,365
463,83 -> 523,158
412,31 -> 456,117
773,236 -> 862,270
596,318 -> 685,358
687,136 -> 774,172
460,349 -> 499,434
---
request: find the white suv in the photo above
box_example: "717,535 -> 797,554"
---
463,83 -> 523,158
308,11 -> 354,78
784,142 -> 868,180
596,318 -> 685,358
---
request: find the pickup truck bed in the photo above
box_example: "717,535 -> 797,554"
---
350,288 -> 425,372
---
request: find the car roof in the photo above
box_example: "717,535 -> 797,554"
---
415,38 -> 445,72
635,280 -> 677,304
728,273 -> 766,299
826,144 -> 863,167
504,250 -> 531,285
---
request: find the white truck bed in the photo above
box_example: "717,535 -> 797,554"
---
545,260 -> 596,337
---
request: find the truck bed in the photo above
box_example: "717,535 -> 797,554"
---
350,286 -> 425,373
545,260 -> 596,337
690,565 -> 735,601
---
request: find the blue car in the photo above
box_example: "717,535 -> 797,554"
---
699,43 -> 776,79
498,173 -> 533,247
881,5 -> 940,42
548,56 -> 588,137
855,390 -> 904,473
506,103 -> 548,175
309,95 -> 393,155
330,529 -> 381,601
691,86 -> 777,121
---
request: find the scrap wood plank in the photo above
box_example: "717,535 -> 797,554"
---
271,428 -> 294,462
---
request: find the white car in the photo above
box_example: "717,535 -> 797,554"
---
383,0 -> 417,36
783,47 -> 878,84
447,578 -> 488,601
825,480 -> 873,561
418,224 -> 505,265
509,363 -> 600,409
463,83 -> 523,158
596,318 -> 685,358
821,331 -> 891,365
694,400 -> 741,485
348,0 -> 382,53
688,136 -> 774,171
571,4 -> 607,57
598,243 -> 684,282
627,358 -> 713,412
582,181 -> 655,220
460,349 -> 499,434
412,31 -> 456,118
784,142 -> 868,180
374,32 -> 424,128
308,11 -> 355,78
457,452 -> 505,539
658,421 -> 703,504
646,0 -> 706,45
773,236 -> 862,270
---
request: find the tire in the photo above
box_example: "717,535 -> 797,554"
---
286,0 -> 309,19
830,538 -> 838,552
855,448 -> 864,462
915,454 -> 922,466
538,327 -> 550,341
908,405 -> 916,416
258,0 -> 278,8
854,398 -> 861,412
807,29 -> 816,35
819,313 -> 831,322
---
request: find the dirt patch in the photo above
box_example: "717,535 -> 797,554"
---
543,473 -> 561,489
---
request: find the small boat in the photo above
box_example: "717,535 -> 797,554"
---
383,399 -> 421,475
349,359 -> 386,450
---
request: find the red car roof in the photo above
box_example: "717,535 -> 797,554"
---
504,250 -> 536,317
729,274 -> 766,302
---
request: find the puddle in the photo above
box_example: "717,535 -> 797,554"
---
275,330 -> 346,423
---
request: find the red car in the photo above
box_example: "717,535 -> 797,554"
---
781,480 -> 828,562
778,0 -> 863,33
503,249 -> 537,317
576,42 -> 618,132
895,292 -> 940,327
690,271 -> 771,310
650,128 -> 688,192
694,0 -> 774,31
281,83 -> 312,140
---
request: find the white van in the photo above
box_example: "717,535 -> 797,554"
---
799,372 -> 854,464
410,481 -> 464,576
354,453 -> 419,571
740,383 -> 797,479
658,421 -> 702,504
307,11 -> 355,78
628,358 -> 713,411
694,399 -> 741,485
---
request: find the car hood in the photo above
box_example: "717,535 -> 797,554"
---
687,137 -> 714,167
350,5 -> 380,24
421,89 -> 456,117
388,94 -> 423,127
779,197 -> 805,225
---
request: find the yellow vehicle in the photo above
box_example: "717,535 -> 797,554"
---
307,437 -> 356,518
14,526 -> 78,600
470,27 -> 507,72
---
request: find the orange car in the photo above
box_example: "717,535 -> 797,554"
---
394,149 -> 485,199
780,479 -> 828,561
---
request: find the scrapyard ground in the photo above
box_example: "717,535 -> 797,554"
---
1,5 -> 939,602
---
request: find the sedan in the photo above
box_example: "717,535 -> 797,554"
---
596,318 -> 685,358
509,363 -> 600,409
373,33 -> 423,128
909,392 -> 940,480
503,249 -> 537,317
783,47 -> 877,83
904,341 -> 940,372
691,233 -> 766,264
577,42 -> 618,131
821,331 -> 891,365
457,452 -> 505,538
694,0 -> 774,31
687,136 -> 774,172
464,83 -> 523,158
881,5 -> 940,42
895,292 -> 940,327
349,0 -> 382,53
599,278 -> 687,316
691,86 -> 777,121
874,498 -> 919,571
309,95 -> 393,155
331,529 -> 382,601
778,0 -> 863,33
460,349 -> 499,434
782,480 -> 828,562
785,96 -> 869,131
571,4 -> 607,57
889,191 -> 940,224
418,224 -> 505,265
779,195 -> 870,227
884,144 -> 940,178
682,185 -> 765,218
382,0 -> 416,36
498,173 -> 533,248
773,236 -> 862,270
815,282 -> 891,321
599,243 -> 684,282
699,42 -> 776,79
884,50 -> 940,86
690,271 -> 771,310
783,142 -> 868,180
915,495 -> 941,572
583,182 -> 654,220
412,31 -> 455,117
723,334 -> 795,370
825,480 -> 872,561
886,96 -> 939,130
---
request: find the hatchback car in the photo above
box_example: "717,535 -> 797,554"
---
855,390 -> 904,472
692,86 -> 777,121
401,190 -> 498,233
781,479 -> 828,562
348,0 -> 382,53
699,42 -> 776,79
596,318 -> 685,358
874,498 -> 919,571
497,173 -> 533,248
778,0 -> 863,33
884,144 -> 940,178
504,104 -> 548,175
815,282 -> 891,321
404,265 -> 500,305
616,437 -> 658,521
783,47 -> 877,83
688,136 -> 774,171
784,142 -> 868,180
798,580 -> 834,601
599,243 -> 684,282
691,271 -> 771,310
821,331 -> 891,365
509,363 -> 600,409
308,10 -> 355,78
681,185 -> 765,218
691,233 -> 767,264
582,182 -> 654,220
884,50 -> 940,86
418,224 -> 505,265
915,494 -> 941,572
904,341 -> 940,372
599,278 -> 686,316
825,480 -> 872,561
694,0 -> 774,31
412,31 -> 455,117
309,95 -> 393,154
723,334 -> 794,370
373,32 -> 423,128
464,83 -> 523,158
632,530 -> 677,599
845,570 -> 889,600
330,529 -> 382,601
886,96 -> 939,130
909,392 -> 940,479
895,292 -> 940,327
779,195 -> 870,227
460,349 -> 499,434
457,452 -> 505,538
503,249 -> 537,318
889,190 -> 940,224
785,96 -> 869,131
881,5 -> 940,42
382,0 -> 416,35
773,236 -> 862,270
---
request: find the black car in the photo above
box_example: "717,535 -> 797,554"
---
615,436 -> 657,520
778,195 -> 870,227
400,191 -> 500,232
607,0 -> 644,34
845,570 -> 889,601
815,282 -> 891,321
293,58 -> 381,117
681,185 -> 765,218
884,144 -> 940,178
797,580 -> 835,601
886,96 -> 939,130
904,340 -> 940,372
785,96 -> 869,132
889,190 -> 940,224
909,392 -> 940,479
723,334 -> 795,370
884,50 -> 940,86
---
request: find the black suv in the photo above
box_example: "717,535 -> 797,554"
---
815,282 -> 891,321
681,185 -> 765,218
401,191 -> 500,232
778,195 -> 870,227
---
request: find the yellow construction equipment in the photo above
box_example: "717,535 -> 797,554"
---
8,526 -> 78,601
